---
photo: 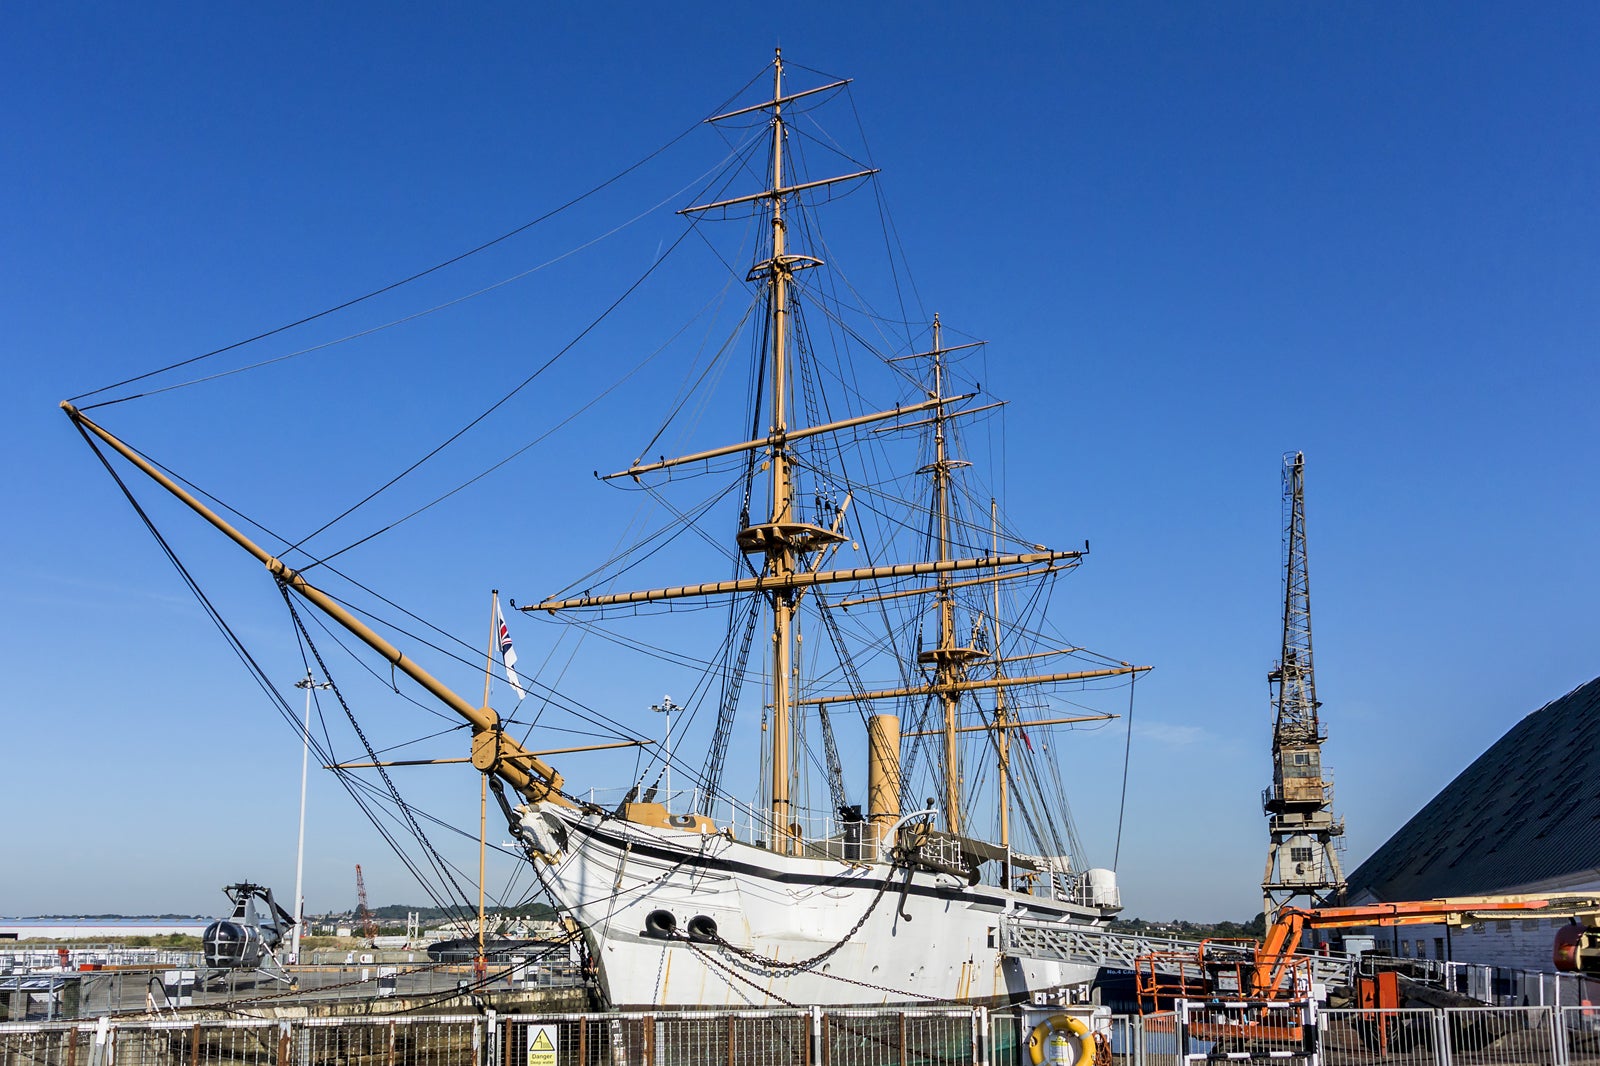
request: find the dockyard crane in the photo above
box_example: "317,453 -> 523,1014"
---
1261,452 -> 1346,921
354,864 -> 376,941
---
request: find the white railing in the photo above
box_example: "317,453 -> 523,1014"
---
16,993 -> 1600,1064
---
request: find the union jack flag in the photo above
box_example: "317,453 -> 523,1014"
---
495,603 -> 525,701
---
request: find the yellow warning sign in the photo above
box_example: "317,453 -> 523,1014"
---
526,1026 -> 557,1066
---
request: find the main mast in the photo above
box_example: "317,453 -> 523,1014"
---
763,50 -> 800,855
670,49 -> 875,855
529,55 -> 1137,859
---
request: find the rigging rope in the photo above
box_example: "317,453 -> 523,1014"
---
289,216 -> 707,565
71,418 -> 479,921
1114,670 -> 1138,870
66,63 -> 774,407
278,582 -> 480,916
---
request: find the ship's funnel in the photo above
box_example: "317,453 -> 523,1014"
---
867,713 -> 901,848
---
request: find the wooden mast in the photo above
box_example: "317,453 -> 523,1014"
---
542,49 -> 873,855
765,49 -> 798,855
519,56 -> 1145,859
928,315 -> 970,834
992,498 -> 1011,882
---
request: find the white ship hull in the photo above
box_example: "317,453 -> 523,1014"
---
520,802 -> 1109,1008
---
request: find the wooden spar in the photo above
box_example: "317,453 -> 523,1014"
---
680,169 -> 877,215
982,646 -> 1086,667
328,739 -> 650,769
529,549 -> 1081,612
872,399 -> 1007,435
827,565 -> 1066,608
794,664 -> 1151,706
903,712 -> 1117,738
601,393 -> 972,481
60,401 -> 573,809
886,338 -> 985,363
706,77 -> 851,123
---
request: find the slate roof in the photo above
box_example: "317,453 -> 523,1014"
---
1344,675 -> 1600,903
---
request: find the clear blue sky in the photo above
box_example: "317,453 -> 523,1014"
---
4,3 -> 1596,923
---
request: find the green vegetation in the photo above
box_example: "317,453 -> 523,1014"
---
21,934 -> 204,949
1111,914 -> 1268,940
123,934 -> 203,949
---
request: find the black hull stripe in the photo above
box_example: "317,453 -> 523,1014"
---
562,817 -> 1099,921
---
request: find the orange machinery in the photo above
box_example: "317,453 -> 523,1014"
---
1136,894 -> 1600,1048
1138,894 -> 1600,1013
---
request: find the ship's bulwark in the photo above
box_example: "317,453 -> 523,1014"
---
520,803 -> 1110,1007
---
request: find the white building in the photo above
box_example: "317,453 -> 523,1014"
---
0,919 -> 209,941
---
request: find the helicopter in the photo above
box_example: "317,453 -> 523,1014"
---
200,882 -> 296,983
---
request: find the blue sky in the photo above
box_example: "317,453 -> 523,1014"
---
4,4 -> 1597,923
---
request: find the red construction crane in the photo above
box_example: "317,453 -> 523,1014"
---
354,864 -> 376,940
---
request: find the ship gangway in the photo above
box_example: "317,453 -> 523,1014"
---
997,915 -> 1356,987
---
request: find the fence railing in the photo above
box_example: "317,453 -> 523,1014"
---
0,1010 -> 990,1066
13,1003 -> 1600,1065
0,961 -> 587,1020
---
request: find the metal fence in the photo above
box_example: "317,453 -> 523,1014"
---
1,963 -> 586,1021
16,1003 -> 1600,1066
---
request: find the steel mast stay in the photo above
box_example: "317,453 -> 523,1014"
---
60,401 -> 574,810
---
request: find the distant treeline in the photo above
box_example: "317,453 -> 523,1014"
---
1110,914 -> 1269,939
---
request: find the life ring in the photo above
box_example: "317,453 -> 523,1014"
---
1026,1013 -> 1095,1066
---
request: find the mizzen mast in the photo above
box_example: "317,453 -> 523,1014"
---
844,321 -> 1152,842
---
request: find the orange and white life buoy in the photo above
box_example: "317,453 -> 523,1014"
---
1026,1013 -> 1096,1066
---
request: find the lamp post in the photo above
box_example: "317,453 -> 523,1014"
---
291,671 -> 333,963
651,696 -> 678,814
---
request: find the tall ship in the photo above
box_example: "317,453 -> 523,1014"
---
64,52 -> 1148,1008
